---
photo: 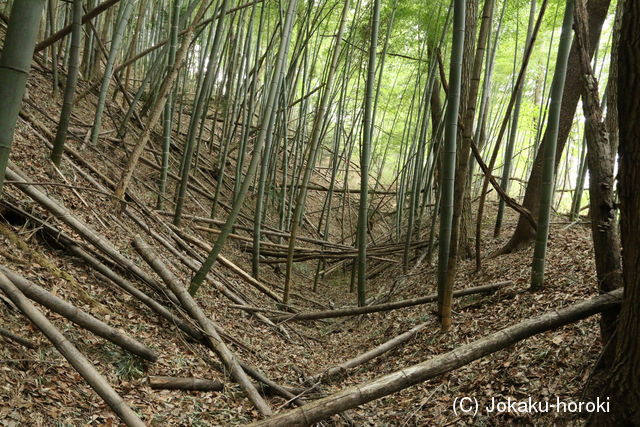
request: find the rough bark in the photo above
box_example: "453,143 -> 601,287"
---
592,1 -> 640,423
573,0 -> 622,366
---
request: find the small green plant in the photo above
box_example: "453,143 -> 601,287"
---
105,346 -> 145,380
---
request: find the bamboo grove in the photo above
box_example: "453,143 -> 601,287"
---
0,0 -> 639,424
3,0 -> 632,328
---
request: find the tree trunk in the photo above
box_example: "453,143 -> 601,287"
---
500,0 -> 611,254
189,0 -> 299,296
592,0 -> 640,423
148,376 -> 224,392
573,0 -> 622,367
0,266 -> 158,362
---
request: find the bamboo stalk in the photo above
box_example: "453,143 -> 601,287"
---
148,375 -> 224,392
132,236 -> 272,416
252,289 -> 623,426
0,267 -> 158,362
0,326 -> 38,349
272,282 -> 510,322
0,272 -> 144,427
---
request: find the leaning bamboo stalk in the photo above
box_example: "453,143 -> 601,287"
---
13,101 -> 299,407
0,272 -> 144,427
35,0 -> 121,52
4,165 -> 179,305
148,376 -> 224,392
0,266 -> 158,362
252,288 -> 623,426
132,236 -> 272,416
174,228 -> 282,302
272,282 -> 510,322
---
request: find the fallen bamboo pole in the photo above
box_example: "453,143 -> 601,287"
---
65,245 -> 207,344
0,199 -> 208,347
0,272 -> 144,427
0,267 -> 158,362
132,236 -> 272,416
148,376 -> 224,392
252,288 -> 623,426
314,322 -> 429,382
5,165 -> 179,306
272,282 -> 511,322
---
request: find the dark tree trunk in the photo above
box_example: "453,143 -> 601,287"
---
499,0 -> 611,254
574,0 -> 622,368
591,0 -> 640,423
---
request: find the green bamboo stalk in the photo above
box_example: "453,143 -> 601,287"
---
174,0 -> 229,226
189,0 -> 299,296
494,0 -> 536,237
50,0 -> 82,166
89,0 -> 135,146
530,0 -> 574,290
281,0 -> 351,302
436,0 -> 464,328
356,0 -> 381,307
0,0 -> 46,192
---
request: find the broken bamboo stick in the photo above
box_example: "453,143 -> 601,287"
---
313,322 -> 429,382
0,272 -> 144,427
0,326 -> 38,350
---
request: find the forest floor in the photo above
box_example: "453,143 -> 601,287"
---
0,67 -> 604,426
